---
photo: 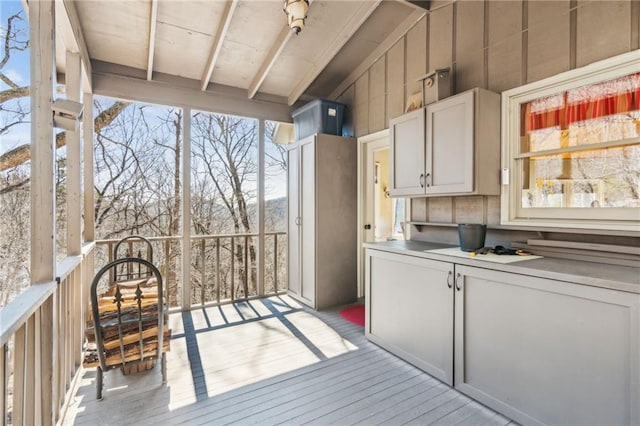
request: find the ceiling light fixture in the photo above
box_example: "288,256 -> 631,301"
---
283,0 -> 309,35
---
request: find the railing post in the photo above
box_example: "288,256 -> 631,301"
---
274,234 -> 278,292
230,237 -> 235,301
244,235 -> 249,298
200,239 -> 206,305
13,325 -> 25,426
0,344 -> 6,426
216,238 -> 221,304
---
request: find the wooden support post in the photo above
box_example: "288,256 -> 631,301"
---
29,1 -> 56,424
30,0 -> 56,283
83,92 -> 95,243
257,119 -> 265,297
182,109 -> 191,311
66,51 -> 82,256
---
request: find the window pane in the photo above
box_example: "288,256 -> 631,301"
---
519,144 -> 640,208
93,97 -> 183,307
520,73 -> 640,153
264,121 -> 290,294
190,111 -> 258,302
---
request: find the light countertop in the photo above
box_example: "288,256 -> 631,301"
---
363,240 -> 640,294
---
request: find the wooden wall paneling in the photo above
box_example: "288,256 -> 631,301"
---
486,195 -> 501,225
454,196 -> 485,224
338,85 -> 356,137
575,0 -> 632,67
411,198 -> 428,222
405,17 -> 427,106
369,56 -> 386,133
487,0 -> 523,92
632,0 -> 640,50
428,4 -> 454,72
454,0 -> 485,92
386,39 -> 405,122
355,72 -> 370,137
527,1 -> 571,83
427,197 -> 453,223
488,1 -> 523,44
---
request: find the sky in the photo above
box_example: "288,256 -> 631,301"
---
1,1 -> 31,153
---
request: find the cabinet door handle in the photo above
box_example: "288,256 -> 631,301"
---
455,273 -> 462,291
419,173 -> 425,188
295,217 -> 301,226
425,173 -> 431,188
447,270 -> 453,289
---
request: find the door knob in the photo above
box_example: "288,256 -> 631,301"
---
364,224 -> 372,230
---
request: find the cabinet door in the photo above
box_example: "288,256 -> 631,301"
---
299,136 -> 316,306
287,146 -> 300,297
389,109 -> 425,196
454,265 -> 640,426
425,91 -> 474,194
365,249 -> 454,384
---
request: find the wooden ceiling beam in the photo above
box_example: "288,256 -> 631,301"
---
247,26 -> 292,100
248,0 -> 318,99
286,0 -> 382,106
328,7 -> 425,101
60,0 -> 93,91
146,0 -> 158,81
201,0 -> 239,91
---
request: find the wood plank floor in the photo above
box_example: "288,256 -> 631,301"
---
62,295 -> 514,425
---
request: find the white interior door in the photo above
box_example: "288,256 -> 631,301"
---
357,130 -> 389,298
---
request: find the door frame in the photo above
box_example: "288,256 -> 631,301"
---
357,129 -> 389,298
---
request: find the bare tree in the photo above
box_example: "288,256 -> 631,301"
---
192,112 -> 258,298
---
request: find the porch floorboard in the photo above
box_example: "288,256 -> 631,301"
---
62,295 -> 512,425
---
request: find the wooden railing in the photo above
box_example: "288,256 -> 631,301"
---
95,232 -> 287,309
0,243 -> 94,426
0,232 -> 286,424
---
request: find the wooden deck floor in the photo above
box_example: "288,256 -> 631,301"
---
63,295 -> 514,425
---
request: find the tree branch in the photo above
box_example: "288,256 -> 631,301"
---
0,100 -> 130,172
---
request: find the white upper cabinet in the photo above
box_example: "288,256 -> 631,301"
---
389,88 -> 501,197
389,108 -> 426,196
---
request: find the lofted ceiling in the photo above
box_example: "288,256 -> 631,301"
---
54,0 -> 426,109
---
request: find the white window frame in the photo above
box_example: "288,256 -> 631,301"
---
501,50 -> 640,234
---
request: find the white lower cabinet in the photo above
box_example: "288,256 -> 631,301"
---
365,249 -> 640,425
365,249 -> 454,385
454,265 -> 640,426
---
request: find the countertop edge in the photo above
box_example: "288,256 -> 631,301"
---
363,241 -> 640,294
